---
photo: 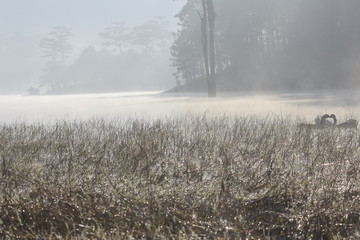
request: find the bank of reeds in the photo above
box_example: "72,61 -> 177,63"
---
0,115 -> 359,239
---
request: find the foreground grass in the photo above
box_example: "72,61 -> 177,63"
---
0,115 -> 359,239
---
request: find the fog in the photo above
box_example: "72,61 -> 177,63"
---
1,0 -> 360,120
0,0 -> 184,93
2,2 -> 360,238
1,91 -> 360,123
172,0 -> 360,91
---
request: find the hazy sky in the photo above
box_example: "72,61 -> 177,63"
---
0,0 -> 185,56
0,0 -> 184,35
0,0 -> 185,92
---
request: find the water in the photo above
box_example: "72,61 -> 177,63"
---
1,90 -> 360,123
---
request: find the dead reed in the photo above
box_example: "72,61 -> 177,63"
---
0,115 -> 358,239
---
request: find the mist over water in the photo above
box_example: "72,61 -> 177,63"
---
2,1 -> 360,124
1,2 -> 360,239
1,91 -> 360,123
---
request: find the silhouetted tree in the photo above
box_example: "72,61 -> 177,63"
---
197,0 -> 210,95
39,26 -> 73,92
99,22 -> 129,54
196,0 -> 217,97
39,26 -> 73,64
172,0 -> 360,91
130,17 -> 171,52
171,0 -> 205,88
206,0 -> 216,97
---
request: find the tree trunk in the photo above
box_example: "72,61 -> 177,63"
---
207,0 -> 216,97
199,0 -> 211,97
199,0 -> 217,97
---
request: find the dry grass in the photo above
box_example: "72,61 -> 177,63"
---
0,114 -> 359,239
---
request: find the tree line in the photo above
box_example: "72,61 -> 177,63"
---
38,18 -> 172,94
171,0 -> 360,91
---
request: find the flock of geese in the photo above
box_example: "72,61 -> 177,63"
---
299,114 -> 358,129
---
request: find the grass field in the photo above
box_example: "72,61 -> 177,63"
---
0,115 -> 359,239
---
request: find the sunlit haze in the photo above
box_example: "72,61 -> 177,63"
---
0,1 -> 359,238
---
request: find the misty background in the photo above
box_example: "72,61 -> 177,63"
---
172,0 -> 360,92
0,0 -> 185,94
1,0 -> 360,95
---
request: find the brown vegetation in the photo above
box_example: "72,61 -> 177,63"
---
0,115 -> 359,239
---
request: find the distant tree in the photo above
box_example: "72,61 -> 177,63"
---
27,86 -> 40,95
39,26 -> 73,92
217,0 -> 288,89
171,30 -> 204,86
99,22 -> 129,54
172,0 -> 294,91
130,17 -> 171,52
171,0 -> 205,86
40,62 -> 68,92
39,26 -> 73,64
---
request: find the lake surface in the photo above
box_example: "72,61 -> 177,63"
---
1,91 -> 360,123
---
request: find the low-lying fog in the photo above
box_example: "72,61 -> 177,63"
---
1,91 -> 359,123
2,1 -> 360,124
